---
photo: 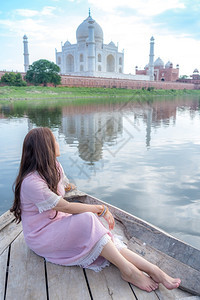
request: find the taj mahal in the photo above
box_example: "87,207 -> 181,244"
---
56,10 -> 124,76
55,11 -> 149,80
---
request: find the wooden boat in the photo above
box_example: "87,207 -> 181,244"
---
1,190 -> 200,300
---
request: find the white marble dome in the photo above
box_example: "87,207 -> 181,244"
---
76,15 -> 103,43
154,57 -> 164,68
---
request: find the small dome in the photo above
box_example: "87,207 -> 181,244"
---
165,61 -> 173,68
64,40 -> 71,47
154,57 -> 164,68
76,14 -> 103,43
193,68 -> 199,73
108,41 -> 116,47
23,35 -> 28,39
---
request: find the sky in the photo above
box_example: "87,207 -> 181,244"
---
0,0 -> 200,76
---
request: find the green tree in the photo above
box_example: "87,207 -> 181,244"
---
25,59 -> 61,86
1,72 -> 26,86
179,75 -> 189,80
14,73 -> 27,86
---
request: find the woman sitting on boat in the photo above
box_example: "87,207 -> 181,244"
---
10,127 -> 181,293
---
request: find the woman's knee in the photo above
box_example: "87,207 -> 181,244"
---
73,211 -> 94,226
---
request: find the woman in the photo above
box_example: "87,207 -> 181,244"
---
11,127 -> 181,293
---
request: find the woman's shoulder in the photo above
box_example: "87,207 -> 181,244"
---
21,172 -> 49,200
22,172 -> 45,188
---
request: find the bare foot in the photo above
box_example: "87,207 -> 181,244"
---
150,266 -> 181,289
121,267 -> 159,292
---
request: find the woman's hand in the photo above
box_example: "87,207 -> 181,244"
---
103,210 -> 115,230
65,183 -> 76,192
70,183 -> 76,190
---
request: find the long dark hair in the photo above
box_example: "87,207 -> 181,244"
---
10,127 -> 60,223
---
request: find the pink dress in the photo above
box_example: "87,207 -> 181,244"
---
20,163 -> 112,271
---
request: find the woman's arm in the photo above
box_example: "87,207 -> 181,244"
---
52,198 -> 115,230
53,197 -> 103,214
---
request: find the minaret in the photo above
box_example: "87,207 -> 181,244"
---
23,35 -> 29,72
149,36 -> 154,81
87,10 -> 95,73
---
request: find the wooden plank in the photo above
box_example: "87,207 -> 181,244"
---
0,211 -> 15,231
128,237 -> 200,296
46,262 -> 90,300
155,284 -> 196,300
6,233 -> 46,300
0,248 -> 8,300
0,220 -> 22,255
178,297 -> 200,300
130,285 -> 158,300
64,190 -> 86,201
86,264 -> 136,299
117,213 -> 200,271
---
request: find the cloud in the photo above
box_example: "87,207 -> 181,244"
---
0,19 -> 13,27
14,6 -> 56,18
0,6 -> 75,41
15,9 -> 39,17
89,0 -> 185,16
0,18 -> 48,39
41,6 -> 57,16
153,3 -> 200,40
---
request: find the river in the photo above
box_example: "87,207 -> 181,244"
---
0,95 -> 200,249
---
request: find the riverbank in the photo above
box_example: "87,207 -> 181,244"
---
0,86 -> 200,102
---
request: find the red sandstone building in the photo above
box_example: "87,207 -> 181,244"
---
135,57 -> 179,82
177,68 -> 200,85
191,69 -> 200,80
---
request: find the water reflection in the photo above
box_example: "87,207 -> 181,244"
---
60,111 -> 122,163
1,97 -> 200,156
0,96 -> 200,249
1,104 -> 62,128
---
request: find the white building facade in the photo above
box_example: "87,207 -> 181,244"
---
56,12 -> 124,77
56,12 -> 149,80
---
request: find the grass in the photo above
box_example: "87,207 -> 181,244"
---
0,85 -> 200,102
0,86 -> 135,100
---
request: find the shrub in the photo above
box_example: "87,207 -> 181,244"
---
147,86 -> 155,92
1,72 -> 27,86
